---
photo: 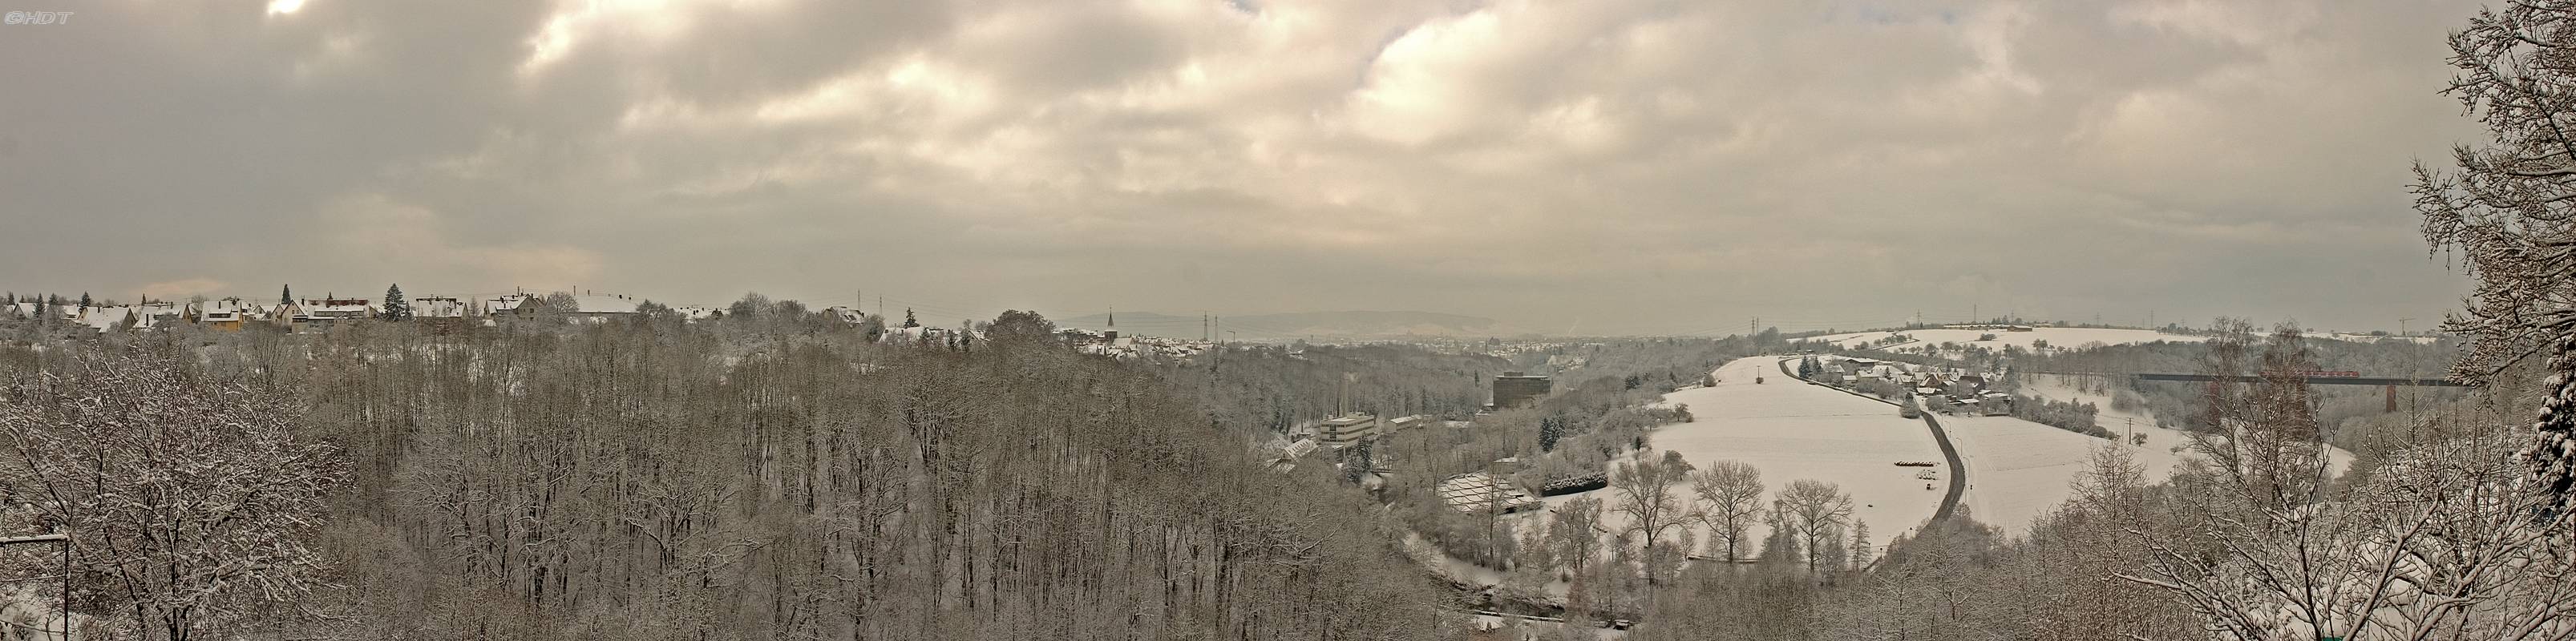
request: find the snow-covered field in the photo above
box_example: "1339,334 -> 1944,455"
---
1549,356 -> 1947,551
1937,411 -> 2135,534
1452,357 -> 2380,585
1452,361 -> 2374,592
2321,333 -> 2441,345
1813,327 -> 2206,352
1931,375 -> 2358,536
1429,356 -> 1944,591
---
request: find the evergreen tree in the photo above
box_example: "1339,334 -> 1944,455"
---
1848,519 -> 1872,569
1538,417 -> 1562,452
78,292 -> 91,309
280,284 -> 293,306
903,308 -> 920,329
382,284 -> 411,320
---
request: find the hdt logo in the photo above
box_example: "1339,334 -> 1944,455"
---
3,10 -> 74,25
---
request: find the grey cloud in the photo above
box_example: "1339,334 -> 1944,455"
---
0,0 -> 2490,334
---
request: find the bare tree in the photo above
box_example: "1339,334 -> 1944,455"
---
0,349 -> 348,640
1547,495 -> 1605,579
1689,459 -> 1765,562
2189,321 -> 2332,510
1776,479 -> 1854,575
2412,0 -> 2576,519
2129,420 -> 2576,640
1610,450 -> 1695,585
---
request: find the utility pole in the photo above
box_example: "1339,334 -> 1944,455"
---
2401,317 -> 2419,423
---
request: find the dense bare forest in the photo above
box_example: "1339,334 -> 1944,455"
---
0,309 -> 1453,639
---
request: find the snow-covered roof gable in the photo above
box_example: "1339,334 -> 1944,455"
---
12,301 -> 79,320
130,303 -> 184,329
413,297 -> 467,318
299,298 -> 373,317
1282,438 -> 1318,460
79,306 -> 134,332
483,294 -> 533,314
194,300 -> 245,319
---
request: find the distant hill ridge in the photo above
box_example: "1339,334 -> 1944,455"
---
1057,310 -> 1505,338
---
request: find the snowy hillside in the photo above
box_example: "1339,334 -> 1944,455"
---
1057,310 -> 1507,338
1813,327 -> 2207,351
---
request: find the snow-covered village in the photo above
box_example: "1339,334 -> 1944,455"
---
8,2 -> 2576,640
5,289 -> 1219,358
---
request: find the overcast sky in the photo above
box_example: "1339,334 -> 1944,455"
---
0,0 -> 2496,335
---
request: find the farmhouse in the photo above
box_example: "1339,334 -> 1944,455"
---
293,297 -> 374,327
190,300 -> 249,331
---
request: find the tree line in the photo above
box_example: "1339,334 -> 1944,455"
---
0,304 -> 1452,639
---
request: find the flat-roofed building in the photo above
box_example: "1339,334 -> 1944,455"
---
1491,371 -> 1553,409
1316,413 -> 1380,448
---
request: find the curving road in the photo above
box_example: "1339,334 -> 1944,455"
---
1776,357 -> 1967,527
